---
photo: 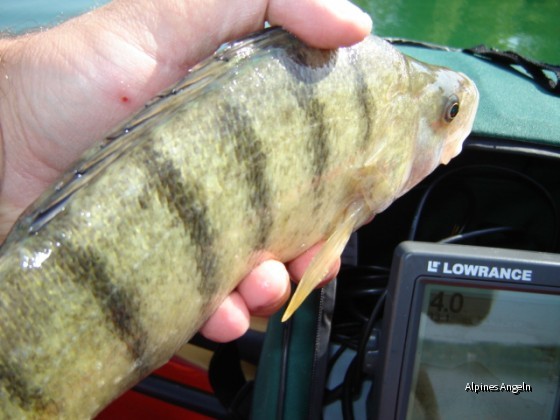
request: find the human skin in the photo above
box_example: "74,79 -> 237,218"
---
0,0 -> 371,342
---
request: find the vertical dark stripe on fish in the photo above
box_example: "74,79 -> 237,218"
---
137,142 -> 219,295
0,360 -> 56,414
305,96 -> 330,180
221,103 -> 272,248
59,244 -> 147,363
280,40 -> 335,190
349,50 -> 376,146
291,86 -> 330,206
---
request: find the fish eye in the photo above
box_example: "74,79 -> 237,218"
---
444,96 -> 460,122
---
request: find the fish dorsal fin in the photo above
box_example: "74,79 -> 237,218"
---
281,202 -> 366,322
9,27 -> 297,242
105,28 -> 296,141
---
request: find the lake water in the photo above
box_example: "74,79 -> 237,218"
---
0,1 -> 109,33
357,0 -> 560,63
1,0 -> 558,62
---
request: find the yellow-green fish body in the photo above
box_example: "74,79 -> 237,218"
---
0,28 -> 478,418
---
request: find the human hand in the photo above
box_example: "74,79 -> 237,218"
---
0,0 -> 371,342
200,242 -> 341,342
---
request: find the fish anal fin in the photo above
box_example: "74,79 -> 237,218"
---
281,202 -> 366,322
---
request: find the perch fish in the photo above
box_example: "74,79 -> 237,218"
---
0,27 -> 478,418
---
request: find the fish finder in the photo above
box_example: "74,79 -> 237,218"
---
372,242 -> 560,419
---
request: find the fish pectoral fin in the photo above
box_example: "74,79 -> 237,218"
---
281,202 -> 365,322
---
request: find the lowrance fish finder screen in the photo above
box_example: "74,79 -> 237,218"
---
409,283 -> 560,419
374,242 -> 560,419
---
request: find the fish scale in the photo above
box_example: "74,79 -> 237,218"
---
0,27 -> 478,418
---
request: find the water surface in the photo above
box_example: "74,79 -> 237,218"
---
0,1 -> 108,33
356,0 -> 560,63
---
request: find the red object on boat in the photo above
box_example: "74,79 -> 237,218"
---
96,357 -> 214,420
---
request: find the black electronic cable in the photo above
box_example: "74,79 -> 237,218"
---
352,291 -> 387,387
408,164 -> 560,250
438,226 -> 519,244
331,266 -> 389,347
331,325 -> 362,347
339,290 -> 387,420
341,356 -> 358,420
324,265 -> 388,412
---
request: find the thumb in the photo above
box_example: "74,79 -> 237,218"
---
266,0 -> 372,48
